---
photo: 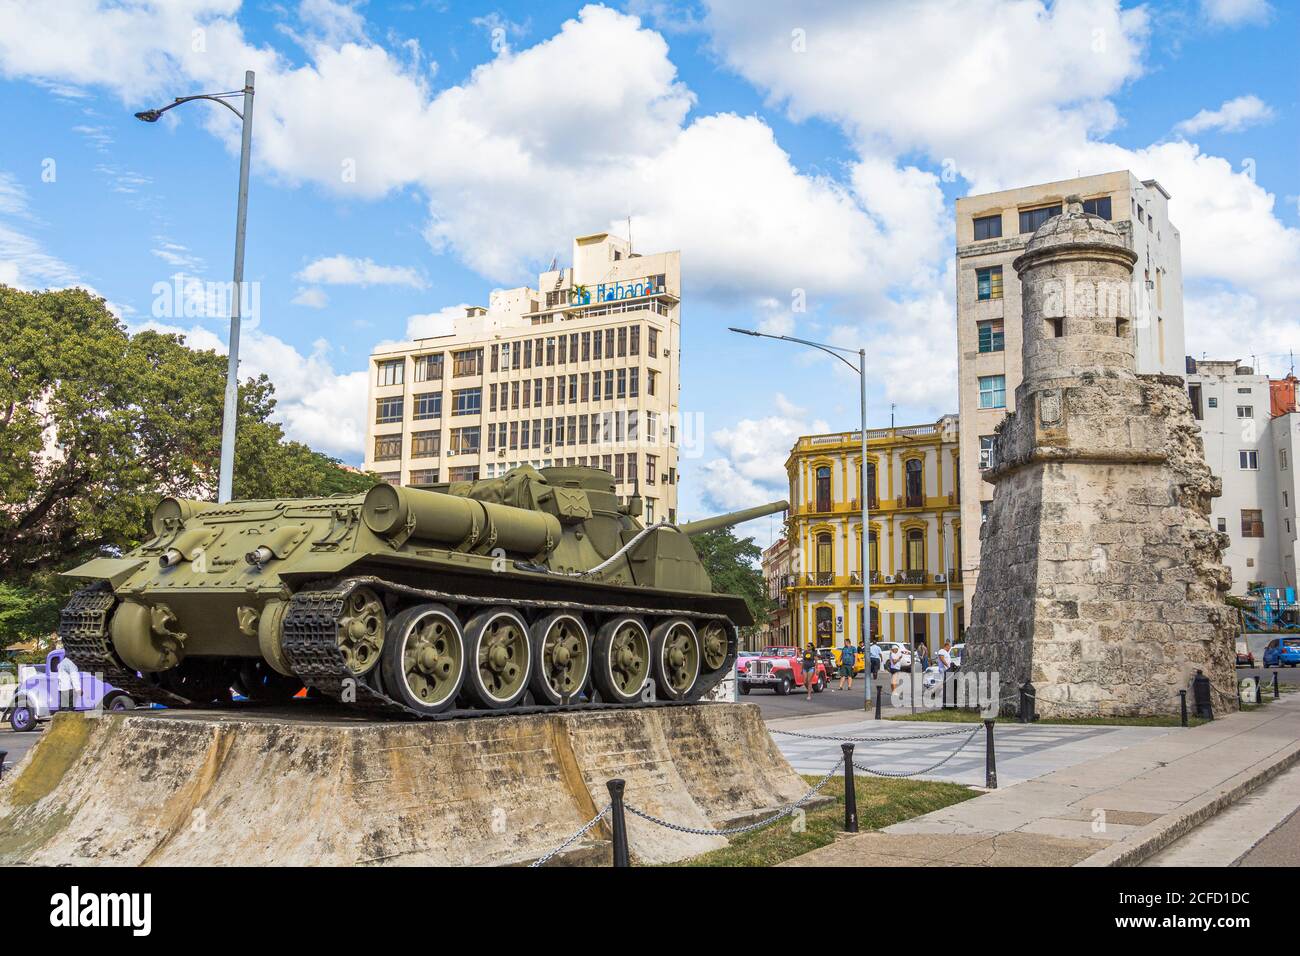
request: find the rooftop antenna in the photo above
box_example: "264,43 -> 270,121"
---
627,214 -> 633,256
890,403 -> 896,428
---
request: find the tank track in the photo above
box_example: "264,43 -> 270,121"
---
58,582 -> 196,708
280,575 -> 738,720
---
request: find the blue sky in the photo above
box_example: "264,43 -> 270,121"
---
1,0 -> 1296,529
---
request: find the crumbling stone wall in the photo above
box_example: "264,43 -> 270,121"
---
965,199 -> 1237,717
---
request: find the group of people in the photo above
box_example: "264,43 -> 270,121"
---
797,637 -> 959,701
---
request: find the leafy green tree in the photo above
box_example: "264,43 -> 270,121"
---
689,527 -> 774,636
0,285 -> 376,640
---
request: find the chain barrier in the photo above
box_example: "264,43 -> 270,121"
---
528,805 -> 610,868
623,757 -> 844,837
772,725 -> 977,743
852,724 -> 982,778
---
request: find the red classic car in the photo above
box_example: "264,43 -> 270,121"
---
738,646 -> 828,695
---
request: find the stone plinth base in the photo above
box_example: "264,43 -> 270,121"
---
0,703 -> 807,866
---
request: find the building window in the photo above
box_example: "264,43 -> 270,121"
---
1241,509 -> 1264,538
1237,406 -> 1253,418
979,436 -> 997,471
816,532 -> 833,582
413,354 -> 443,382
452,348 -> 483,377
373,435 -> 401,461
905,458 -> 924,508
410,430 -> 440,458
378,473 -> 400,486
1237,386 -> 1252,394
1281,449 -> 1289,471
1019,204 -> 1061,234
448,466 -> 479,482
1240,450 -> 1259,470
375,397 -> 403,424
376,359 -> 403,387
980,502 -> 991,523
646,454 -> 657,485
409,468 -> 439,487
452,388 -> 482,416
978,375 -> 1006,409
865,461 -> 878,508
815,466 -> 832,512
868,531 -> 878,577
1217,517 -> 1227,533
1208,397 -> 1218,408
449,426 -> 480,456
1081,196 -> 1112,220
905,528 -> 925,572
648,327 -> 659,355
413,393 -> 441,420
976,266 -> 1003,301
1188,384 -> 1203,420
977,319 -> 1004,353
973,214 -> 1002,241
648,369 -> 658,396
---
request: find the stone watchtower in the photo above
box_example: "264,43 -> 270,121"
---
964,197 -> 1236,717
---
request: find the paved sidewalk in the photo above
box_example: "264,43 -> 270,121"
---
770,715 -> 1174,787
781,697 -> 1300,867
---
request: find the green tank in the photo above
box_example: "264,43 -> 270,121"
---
58,465 -> 787,718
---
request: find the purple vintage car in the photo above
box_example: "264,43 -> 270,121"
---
3,649 -> 135,732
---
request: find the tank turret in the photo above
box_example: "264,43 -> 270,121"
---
58,465 -> 763,719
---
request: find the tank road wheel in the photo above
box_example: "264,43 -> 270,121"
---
592,617 -> 651,705
698,621 -> 730,673
651,618 -> 701,700
464,607 -> 532,709
529,612 -> 591,705
382,604 -> 466,715
337,587 -> 385,677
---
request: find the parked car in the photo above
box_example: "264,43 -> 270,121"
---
0,664 -> 16,712
1235,639 -> 1255,668
735,650 -> 761,678
4,649 -> 135,732
950,642 -> 965,669
738,646 -> 828,695
1262,637 -> 1300,668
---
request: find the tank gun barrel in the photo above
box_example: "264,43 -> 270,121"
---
677,500 -> 789,537
362,484 -> 561,555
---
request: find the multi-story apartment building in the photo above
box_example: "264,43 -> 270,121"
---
770,416 -> 963,652
364,232 -> 681,522
758,536 -> 793,650
955,171 -> 1186,606
1186,358 -> 1300,594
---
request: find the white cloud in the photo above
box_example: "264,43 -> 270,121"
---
0,171 -> 82,289
1175,94 -> 1275,135
150,239 -> 204,271
295,254 -> 427,288
405,304 -> 465,340
1200,0 -> 1272,26
700,393 -> 829,511
291,286 -> 329,308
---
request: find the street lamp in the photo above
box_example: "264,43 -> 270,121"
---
135,71 -> 256,504
728,327 -> 873,711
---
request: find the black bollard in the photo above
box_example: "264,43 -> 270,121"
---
841,744 -> 858,833
606,779 -> 630,867
1274,671 -> 1280,701
1179,689 -> 1188,727
874,678 -> 883,720
1019,681 -> 1036,724
0,750 -> 6,781
1192,670 -> 1213,721
983,719 -> 997,789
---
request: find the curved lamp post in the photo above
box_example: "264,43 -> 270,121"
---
728,327 -> 873,711
135,71 -> 255,504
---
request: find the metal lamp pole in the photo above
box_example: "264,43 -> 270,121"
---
728,328 -> 872,711
136,71 -> 256,504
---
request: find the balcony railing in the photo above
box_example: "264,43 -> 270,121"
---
895,569 -> 928,585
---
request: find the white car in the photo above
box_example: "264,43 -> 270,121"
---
877,641 -> 913,672
951,643 -> 965,668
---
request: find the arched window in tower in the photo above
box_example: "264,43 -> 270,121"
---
816,532 -> 834,585
905,458 -> 924,508
906,528 -> 925,575
815,466 -> 832,512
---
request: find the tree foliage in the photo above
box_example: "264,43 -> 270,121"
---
690,527 -> 774,629
0,285 -> 376,639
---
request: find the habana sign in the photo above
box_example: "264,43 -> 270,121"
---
572,275 -> 665,306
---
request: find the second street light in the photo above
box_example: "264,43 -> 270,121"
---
135,71 -> 255,505
728,327 -> 874,712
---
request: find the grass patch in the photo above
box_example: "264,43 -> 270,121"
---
884,708 -> 1207,727
677,774 -> 976,867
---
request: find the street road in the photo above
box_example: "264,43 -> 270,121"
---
0,725 -> 43,775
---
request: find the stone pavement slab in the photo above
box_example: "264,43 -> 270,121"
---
785,697 -> 1300,867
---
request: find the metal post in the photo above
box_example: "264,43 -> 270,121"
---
606,779 -> 630,867
1019,681 -> 1036,723
983,719 -> 997,789
0,750 -> 7,781
217,70 -> 255,504
841,744 -> 858,833
908,595 -> 916,715
1274,670 -> 1280,700
859,348 -> 872,715
1179,689 -> 1188,727
1192,669 -> 1213,721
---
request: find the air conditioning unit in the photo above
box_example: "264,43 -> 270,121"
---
934,573 -> 947,584
884,575 -> 896,584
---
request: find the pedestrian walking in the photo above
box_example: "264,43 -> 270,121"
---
868,638 -> 882,681
801,641 -> 819,701
838,639 -> 855,691
888,643 -> 903,693
936,643 -> 952,673
915,641 -> 930,671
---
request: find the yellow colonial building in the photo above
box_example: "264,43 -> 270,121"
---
775,415 -> 964,651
